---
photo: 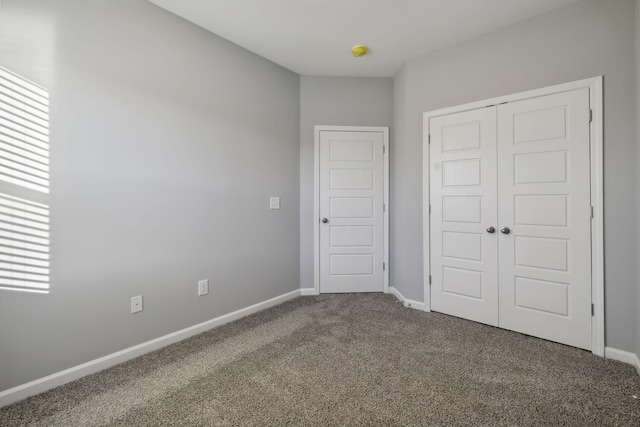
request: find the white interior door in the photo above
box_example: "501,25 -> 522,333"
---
497,88 -> 592,350
429,107 -> 499,326
319,130 -> 384,293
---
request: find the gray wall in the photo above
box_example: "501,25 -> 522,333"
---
299,76 -> 393,289
391,65 -> 423,301
0,0 -> 300,392
391,0 -> 637,351
636,0 -> 640,362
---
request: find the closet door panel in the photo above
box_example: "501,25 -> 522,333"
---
430,107 -> 499,326
497,88 -> 592,350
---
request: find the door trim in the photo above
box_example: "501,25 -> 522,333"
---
422,77 -> 604,356
314,126 -> 389,295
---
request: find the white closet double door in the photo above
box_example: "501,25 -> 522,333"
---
430,88 -> 592,350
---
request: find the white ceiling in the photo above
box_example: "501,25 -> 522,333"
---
148,0 -> 581,77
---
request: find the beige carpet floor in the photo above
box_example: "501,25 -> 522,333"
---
1,293 -> 640,426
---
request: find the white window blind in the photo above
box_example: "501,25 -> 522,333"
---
0,67 -> 50,293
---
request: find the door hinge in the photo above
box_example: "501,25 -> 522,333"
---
429,204 -> 431,215
383,145 -> 386,154
383,262 -> 386,271
589,109 -> 593,122
590,206 -> 594,219
383,203 -> 386,212
428,134 -> 431,144
591,303 -> 595,316
429,275 -> 432,285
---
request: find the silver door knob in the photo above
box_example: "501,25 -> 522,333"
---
500,227 -> 510,234
486,226 -> 495,233
321,218 -> 329,223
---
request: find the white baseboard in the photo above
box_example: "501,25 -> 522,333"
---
0,289 -> 301,408
389,286 -> 429,312
388,286 -> 405,302
604,347 -> 640,375
300,287 -> 319,296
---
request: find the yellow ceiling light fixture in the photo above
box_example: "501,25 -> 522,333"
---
352,45 -> 368,57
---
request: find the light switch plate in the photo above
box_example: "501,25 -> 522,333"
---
269,197 -> 280,210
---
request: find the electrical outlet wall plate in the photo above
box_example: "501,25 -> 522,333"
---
198,279 -> 209,296
269,197 -> 280,210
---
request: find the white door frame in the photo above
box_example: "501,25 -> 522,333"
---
422,77 -> 604,356
314,125 -> 390,295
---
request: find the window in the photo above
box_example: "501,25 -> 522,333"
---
0,67 -> 50,293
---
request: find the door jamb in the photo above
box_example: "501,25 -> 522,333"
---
422,77 -> 604,356
313,125 -> 390,295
